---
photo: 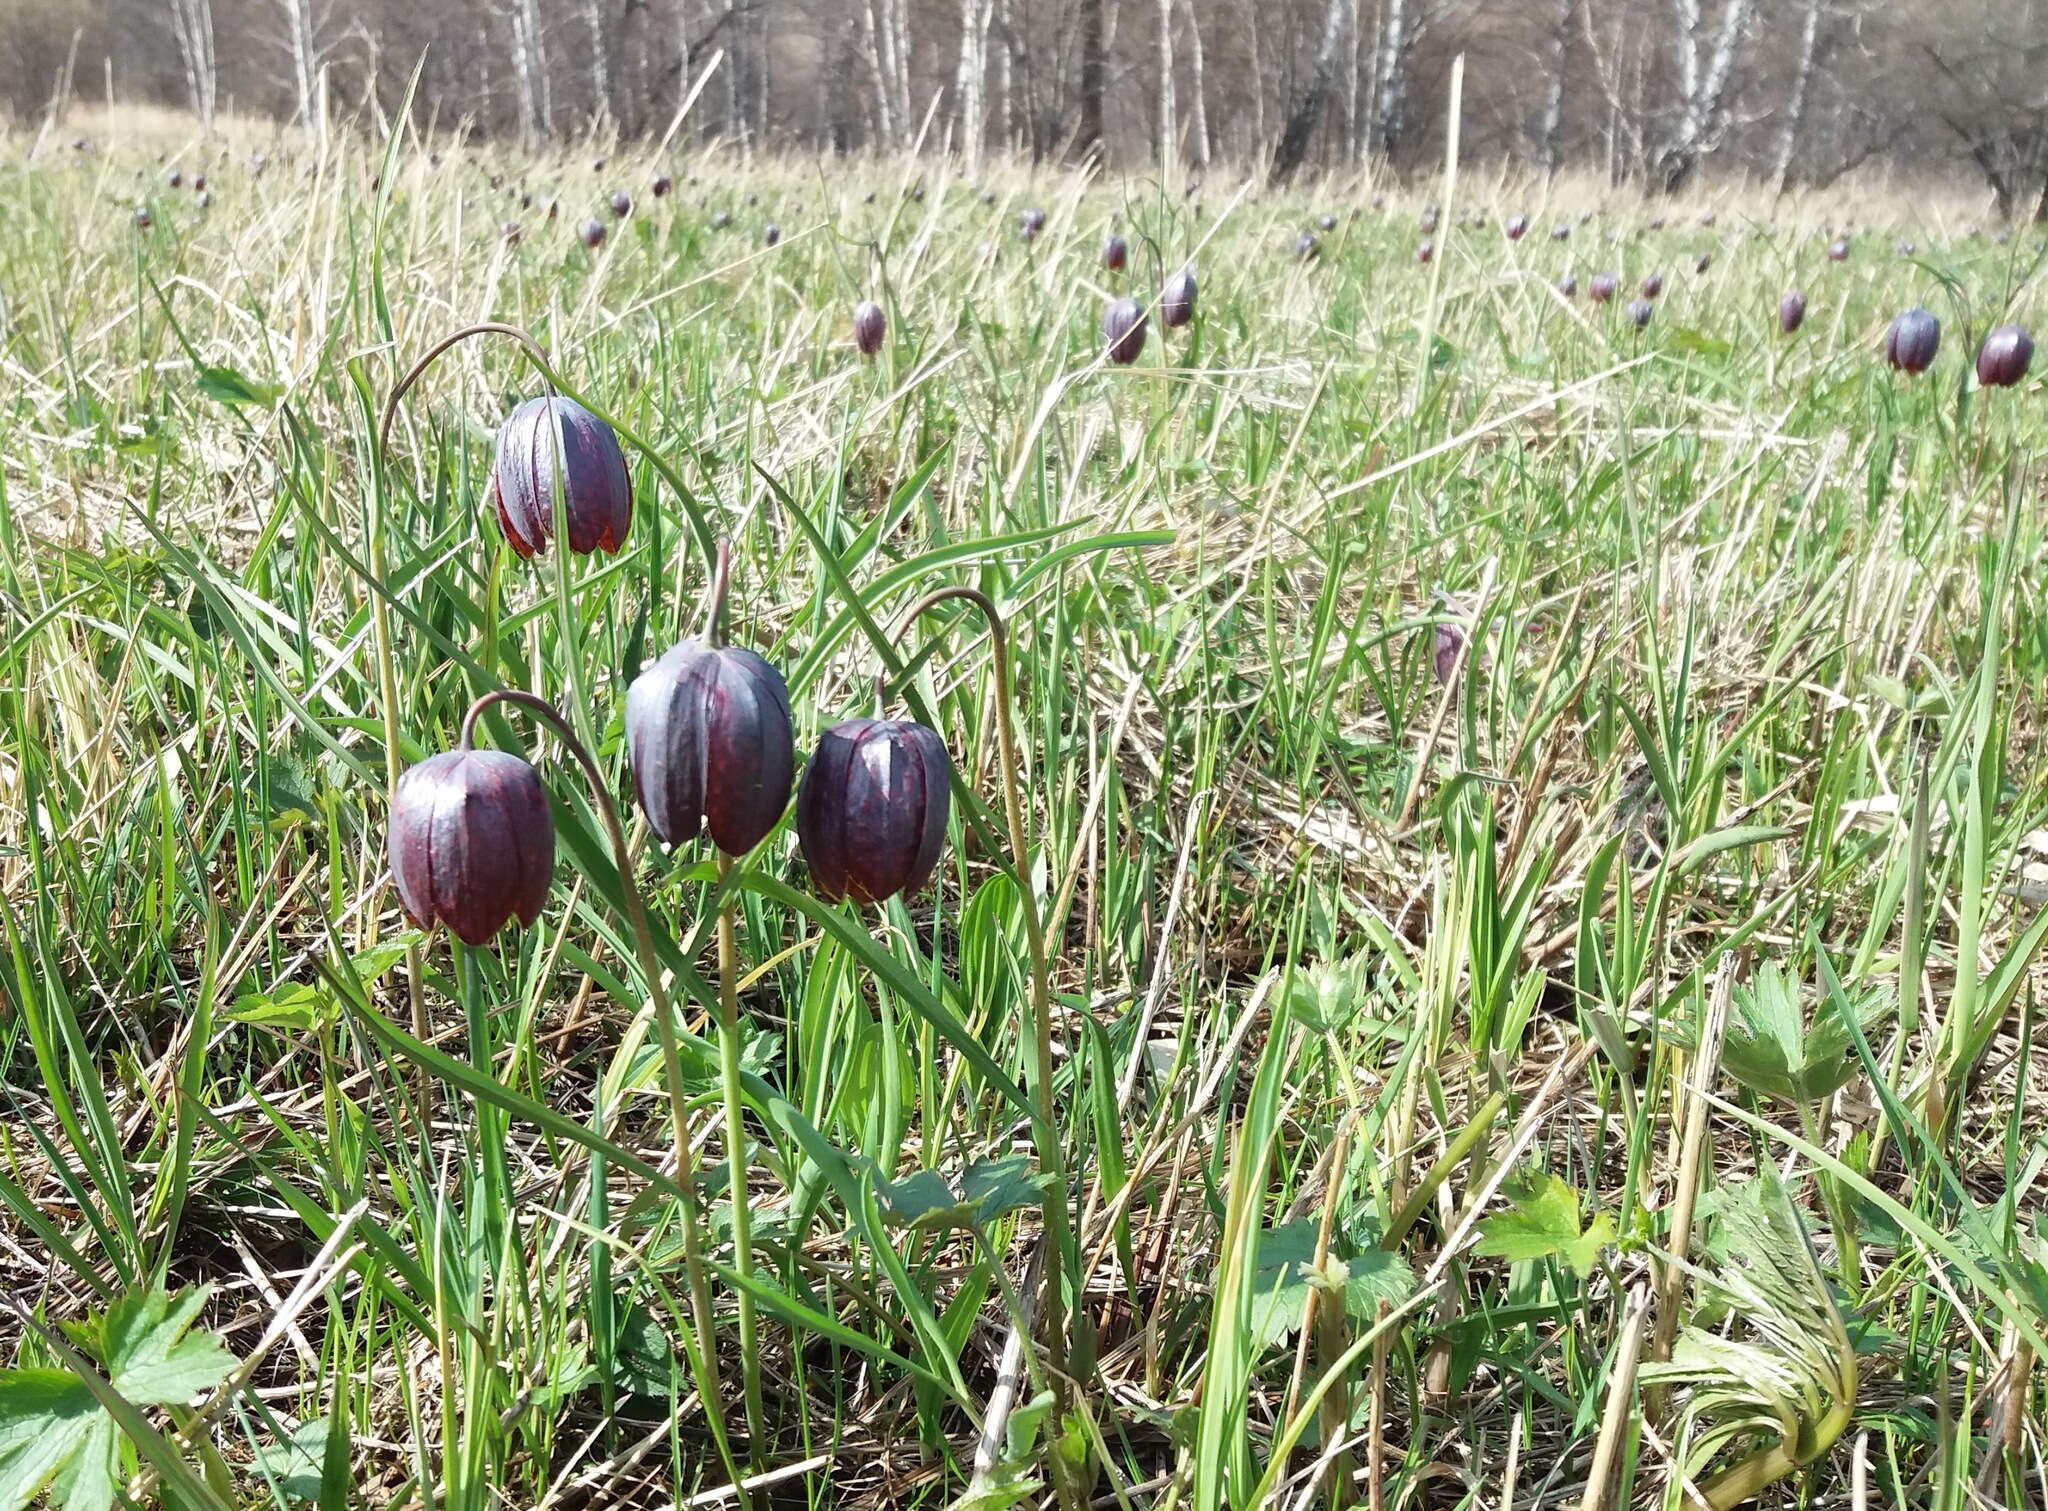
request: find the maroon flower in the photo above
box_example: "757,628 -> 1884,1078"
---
1102,234 -> 1129,271
796,718 -> 952,904
627,642 -> 795,854
1103,297 -> 1146,364
389,750 -> 555,946
1885,308 -> 1940,374
491,397 -> 633,558
853,300 -> 887,356
1779,290 -> 1807,334
1505,214 -> 1529,240
1159,267 -> 1197,328
1977,325 -> 2033,387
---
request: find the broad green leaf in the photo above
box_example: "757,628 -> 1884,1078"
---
195,365 -> 284,406
0,1371 -> 100,1511
102,1287 -> 235,1404
252,1418 -> 331,1502
1474,1172 -> 1613,1277
0,1288 -> 233,1511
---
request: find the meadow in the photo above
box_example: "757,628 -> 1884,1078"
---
3,103 -> 2048,1511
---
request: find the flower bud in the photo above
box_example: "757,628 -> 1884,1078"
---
1159,267 -> 1197,328
853,300 -> 887,356
1977,324 -> 2033,387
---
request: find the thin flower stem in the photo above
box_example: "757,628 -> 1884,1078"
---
716,851 -> 765,1463
458,689 -> 749,1508
378,321 -> 721,575
886,587 -> 1076,1422
703,540 -> 767,1464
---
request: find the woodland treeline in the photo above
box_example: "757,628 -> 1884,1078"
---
7,0 -> 2048,212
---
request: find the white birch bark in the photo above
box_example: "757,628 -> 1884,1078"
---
1183,0 -> 1210,165
1770,0 -> 1823,192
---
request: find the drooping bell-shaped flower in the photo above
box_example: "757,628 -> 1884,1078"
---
626,641 -> 795,855
389,750 -> 555,946
579,218 -> 606,248
795,718 -> 952,904
1625,298 -> 1654,329
1639,271 -> 1663,298
1779,290 -> 1807,334
1588,272 -> 1617,303
1977,325 -> 2033,387
1102,297 -> 1146,364
490,396 -> 633,559
1885,307 -> 1940,374
853,300 -> 887,356
1505,214 -> 1528,240
1102,234 -> 1128,270
1159,268 -> 1197,328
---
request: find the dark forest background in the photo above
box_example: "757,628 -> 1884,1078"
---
7,0 -> 2048,211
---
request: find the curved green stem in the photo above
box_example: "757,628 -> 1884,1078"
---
458,690 -> 749,1507
886,587 -> 1076,1420
378,321 -> 721,575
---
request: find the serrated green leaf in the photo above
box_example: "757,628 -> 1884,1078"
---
252,1418 -> 330,1502
1474,1172 -> 1612,1277
0,1370 -> 100,1511
103,1287 -> 235,1404
228,982 -> 326,1031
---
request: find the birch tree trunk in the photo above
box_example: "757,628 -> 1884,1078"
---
1183,0 -> 1210,166
273,0 -> 317,133
862,1 -> 896,146
509,0 -> 539,145
1770,0 -> 1823,192
1538,0 -> 1575,175
1270,0 -> 1354,180
1658,0 -> 1754,191
1371,0 -> 1409,158
1157,0 -> 1177,167
585,0 -> 612,128
1077,0 -> 1106,160
167,0 -> 218,129
957,0 -> 992,168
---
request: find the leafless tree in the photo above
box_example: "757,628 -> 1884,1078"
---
1270,0 -> 1353,180
1655,0 -> 1754,192
166,0 -> 219,128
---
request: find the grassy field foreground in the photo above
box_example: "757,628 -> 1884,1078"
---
2,112 -> 2048,1510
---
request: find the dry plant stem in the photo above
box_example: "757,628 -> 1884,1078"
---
887,586 -> 1076,1413
1576,1281 -> 1651,1511
1649,966 -> 1730,1419
458,689 -> 746,1508
1367,1297 -> 1392,1511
